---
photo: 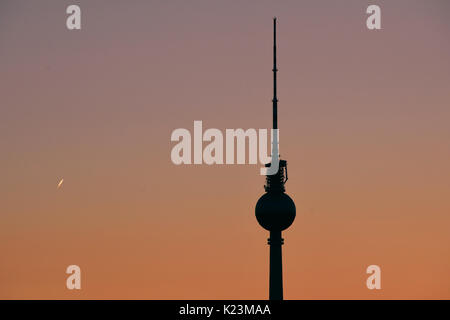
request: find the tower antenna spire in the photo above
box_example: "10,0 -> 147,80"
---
273,17 -> 278,130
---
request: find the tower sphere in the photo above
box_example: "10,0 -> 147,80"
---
255,192 -> 296,231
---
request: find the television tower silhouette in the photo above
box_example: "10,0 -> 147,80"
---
255,17 -> 296,301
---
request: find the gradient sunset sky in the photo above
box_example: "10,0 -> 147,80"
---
1,0 -> 450,299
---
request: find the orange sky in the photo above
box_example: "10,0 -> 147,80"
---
1,0 -> 450,299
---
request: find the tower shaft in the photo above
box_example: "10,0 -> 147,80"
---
269,230 -> 283,300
